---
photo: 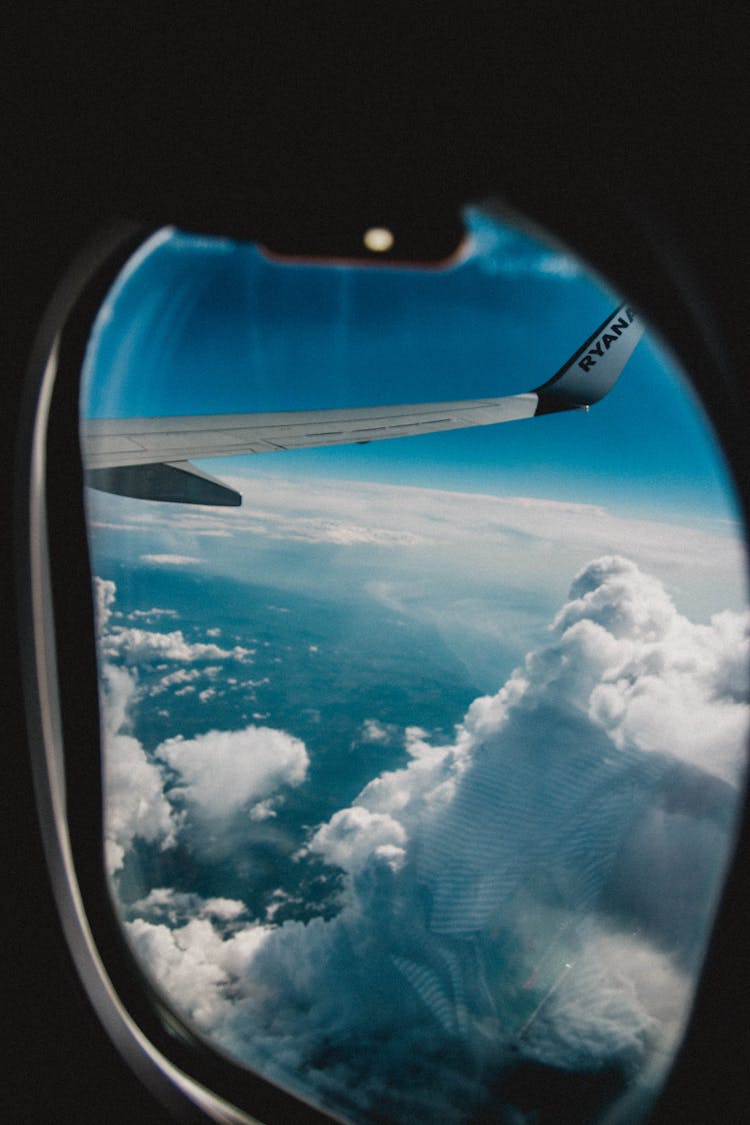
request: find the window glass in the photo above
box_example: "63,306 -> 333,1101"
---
81,207 -> 749,1124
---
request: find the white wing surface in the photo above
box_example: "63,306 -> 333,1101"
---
81,305 -> 642,506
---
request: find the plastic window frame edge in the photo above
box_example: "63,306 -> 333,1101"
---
14,213 -> 750,1124
15,221 -> 343,1125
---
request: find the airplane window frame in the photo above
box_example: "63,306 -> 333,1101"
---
15,212 -> 750,1125
17,221 -> 341,1125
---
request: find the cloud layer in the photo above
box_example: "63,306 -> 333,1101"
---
100,556 -> 748,1122
87,472 -> 747,682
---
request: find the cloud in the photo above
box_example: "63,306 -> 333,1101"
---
148,667 -> 202,695
114,557 -> 748,1120
100,663 -> 179,874
93,576 -> 116,631
101,626 -> 254,665
139,553 -> 203,565
215,474 -> 746,639
360,718 -> 395,743
552,557 -> 749,785
128,607 -> 179,620
217,494 -> 431,548
89,519 -> 150,533
253,516 -> 428,547
126,915 -> 266,1031
128,888 -> 249,927
520,927 -> 690,1073
236,475 -> 743,572
86,471 -> 746,656
156,724 -> 309,820
306,806 -> 407,876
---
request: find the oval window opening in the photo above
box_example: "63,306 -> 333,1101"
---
80,204 -> 749,1124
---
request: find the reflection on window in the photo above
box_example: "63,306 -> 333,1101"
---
81,208 -> 749,1124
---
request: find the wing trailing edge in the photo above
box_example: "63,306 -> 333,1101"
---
81,304 -> 642,506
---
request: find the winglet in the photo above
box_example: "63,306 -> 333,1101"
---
533,304 -> 643,415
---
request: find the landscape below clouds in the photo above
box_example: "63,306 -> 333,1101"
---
93,549 -> 749,1124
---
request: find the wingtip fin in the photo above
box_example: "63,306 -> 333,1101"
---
534,304 -> 644,415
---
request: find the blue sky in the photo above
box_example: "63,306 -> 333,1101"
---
81,207 -> 742,526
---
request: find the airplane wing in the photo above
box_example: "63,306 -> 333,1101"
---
81,304 -> 643,506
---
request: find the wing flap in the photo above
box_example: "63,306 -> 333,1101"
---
85,461 -> 242,506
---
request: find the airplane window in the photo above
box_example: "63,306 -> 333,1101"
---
79,206 -> 748,1124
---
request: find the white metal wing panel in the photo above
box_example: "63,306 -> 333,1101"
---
80,394 -> 540,470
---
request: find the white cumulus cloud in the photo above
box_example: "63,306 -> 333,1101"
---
100,663 -> 179,874
126,916 -> 266,1031
156,725 -> 309,820
93,576 -> 116,631
101,626 -> 254,665
129,888 -> 249,927
553,556 -> 749,784
360,718 -> 394,743
307,806 -> 407,876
